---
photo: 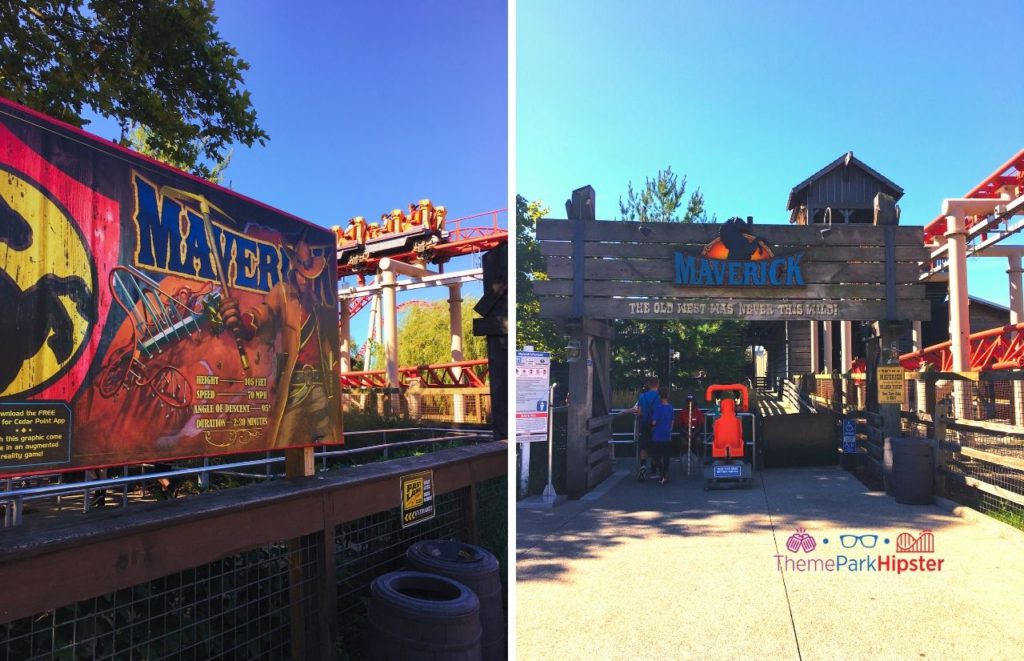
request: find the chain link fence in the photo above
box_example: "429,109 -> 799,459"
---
0,443 -> 506,659
899,374 -> 1024,532
0,534 -> 321,660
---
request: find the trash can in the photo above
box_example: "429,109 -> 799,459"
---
889,437 -> 934,505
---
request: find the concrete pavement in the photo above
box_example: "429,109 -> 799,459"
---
516,463 -> 1024,660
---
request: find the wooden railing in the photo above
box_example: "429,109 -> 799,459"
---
0,442 -> 506,659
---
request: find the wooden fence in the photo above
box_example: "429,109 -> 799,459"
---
0,442 -> 506,660
804,369 -> 1024,523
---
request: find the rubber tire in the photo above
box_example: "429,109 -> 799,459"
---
407,540 -> 505,661
366,570 -> 482,661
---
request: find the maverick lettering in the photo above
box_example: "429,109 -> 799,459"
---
674,252 -> 805,287
132,174 -> 288,293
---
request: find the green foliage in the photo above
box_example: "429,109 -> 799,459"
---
127,123 -> 232,183
614,169 -> 745,393
0,0 -> 268,178
371,298 -> 486,368
618,166 -> 714,223
515,194 -> 565,360
612,318 -> 750,397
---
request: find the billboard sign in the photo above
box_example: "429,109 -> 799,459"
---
0,98 -> 341,475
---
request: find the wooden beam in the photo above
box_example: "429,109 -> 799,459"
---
540,242 -> 929,262
539,296 -> 931,321
543,257 -> 922,284
565,317 -> 615,339
0,442 -> 507,624
947,418 -> 1024,437
536,219 -> 924,245
957,446 -> 1024,473
943,470 -> 1024,508
534,280 -> 925,300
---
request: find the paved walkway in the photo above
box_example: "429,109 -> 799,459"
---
517,463 -> 1024,660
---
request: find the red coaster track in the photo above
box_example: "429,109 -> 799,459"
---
921,149 -> 1024,246
901,149 -> 1024,371
339,359 -> 489,389
900,323 -> 1024,371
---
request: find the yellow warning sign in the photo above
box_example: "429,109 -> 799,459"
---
403,477 -> 424,509
400,470 -> 435,528
877,366 -> 904,405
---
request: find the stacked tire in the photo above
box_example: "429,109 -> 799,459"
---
366,571 -> 483,660
407,540 -> 505,661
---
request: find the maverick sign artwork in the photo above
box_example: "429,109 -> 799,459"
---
534,213 -> 931,322
674,217 -> 805,287
0,98 -> 342,475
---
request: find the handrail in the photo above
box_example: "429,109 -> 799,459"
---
1,428 -> 487,526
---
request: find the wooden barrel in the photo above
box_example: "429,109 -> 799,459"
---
407,540 -> 505,661
366,571 -> 482,660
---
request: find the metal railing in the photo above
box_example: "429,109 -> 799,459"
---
0,427 -> 486,527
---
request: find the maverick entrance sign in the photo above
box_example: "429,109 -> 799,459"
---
535,215 -> 929,321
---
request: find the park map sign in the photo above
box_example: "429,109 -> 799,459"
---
0,97 -> 341,476
535,216 -> 930,322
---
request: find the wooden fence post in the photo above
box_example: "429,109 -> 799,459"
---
286,447 -> 317,659
933,397 -> 950,497
879,323 -> 903,448
464,482 -> 479,544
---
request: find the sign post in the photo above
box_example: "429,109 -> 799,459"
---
877,366 -> 904,405
516,349 -> 551,496
841,416 -> 857,471
542,383 -> 558,500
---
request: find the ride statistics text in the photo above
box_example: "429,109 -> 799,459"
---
0,403 -> 72,469
190,375 -> 270,441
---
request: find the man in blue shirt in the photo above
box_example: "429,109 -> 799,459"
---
633,377 -> 660,480
651,386 -> 675,485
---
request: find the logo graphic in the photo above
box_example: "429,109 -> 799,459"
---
702,216 -> 774,261
840,534 -> 878,549
786,527 -> 817,553
673,217 -> 805,287
896,529 -> 934,553
403,477 -> 424,509
0,169 -> 96,398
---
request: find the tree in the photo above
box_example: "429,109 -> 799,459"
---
618,166 -> 713,223
613,169 -> 744,401
127,124 -> 232,184
0,0 -> 268,178
515,194 -> 565,361
370,299 -> 486,368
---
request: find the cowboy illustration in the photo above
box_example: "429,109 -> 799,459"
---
220,236 -> 339,447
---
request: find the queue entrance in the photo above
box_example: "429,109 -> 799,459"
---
534,186 -> 930,499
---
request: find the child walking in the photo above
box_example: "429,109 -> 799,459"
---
651,386 -> 675,485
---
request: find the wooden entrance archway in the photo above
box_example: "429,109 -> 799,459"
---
536,186 -> 930,498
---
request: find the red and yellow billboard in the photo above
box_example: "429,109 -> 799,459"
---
0,98 -> 341,476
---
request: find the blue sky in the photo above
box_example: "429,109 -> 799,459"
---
517,0 -> 1024,306
83,0 -> 507,355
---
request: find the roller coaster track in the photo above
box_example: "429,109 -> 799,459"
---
339,359 -> 489,389
900,323 -> 1024,372
902,150 -> 1024,372
337,208 -> 507,281
922,149 -> 1024,246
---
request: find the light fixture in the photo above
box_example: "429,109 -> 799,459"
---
819,226 -> 832,239
565,338 -> 582,363
638,225 -> 653,237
